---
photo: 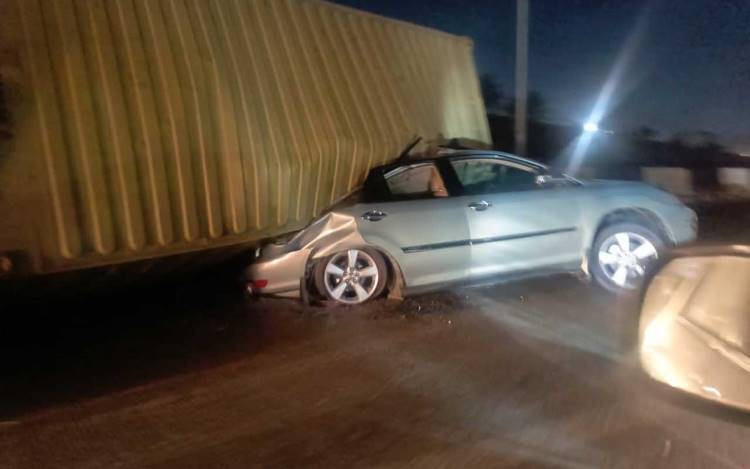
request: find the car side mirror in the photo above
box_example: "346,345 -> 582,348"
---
535,174 -> 567,187
638,248 -> 750,410
535,175 -> 553,186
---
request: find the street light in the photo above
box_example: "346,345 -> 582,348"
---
583,122 -> 599,133
564,120 -> 613,175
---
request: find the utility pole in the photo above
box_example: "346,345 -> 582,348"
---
515,0 -> 529,156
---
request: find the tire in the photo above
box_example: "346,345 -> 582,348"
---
314,248 -> 388,305
590,222 -> 665,293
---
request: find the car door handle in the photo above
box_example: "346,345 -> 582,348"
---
362,210 -> 387,221
468,201 -> 492,211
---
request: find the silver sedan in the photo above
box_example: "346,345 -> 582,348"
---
245,150 -> 697,304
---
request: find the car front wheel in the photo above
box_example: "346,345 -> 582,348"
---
590,222 -> 665,293
314,248 -> 388,305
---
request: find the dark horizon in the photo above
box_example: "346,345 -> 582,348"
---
332,0 -> 750,153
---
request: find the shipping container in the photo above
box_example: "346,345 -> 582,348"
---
0,0 -> 490,277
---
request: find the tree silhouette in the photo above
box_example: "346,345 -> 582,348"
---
665,130 -> 725,169
672,130 -> 721,150
505,90 -> 547,121
631,126 -> 658,142
480,73 -> 503,113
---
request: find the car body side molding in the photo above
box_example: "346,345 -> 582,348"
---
402,227 -> 578,253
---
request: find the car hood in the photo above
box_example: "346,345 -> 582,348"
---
578,179 -> 682,203
579,179 -> 649,190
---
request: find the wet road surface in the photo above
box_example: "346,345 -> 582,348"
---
2,202 -> 750,468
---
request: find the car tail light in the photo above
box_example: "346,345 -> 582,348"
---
245,279 -> 268,297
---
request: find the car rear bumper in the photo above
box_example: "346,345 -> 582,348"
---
244,248 -> 311,298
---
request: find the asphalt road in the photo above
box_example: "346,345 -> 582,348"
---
2,202 -> 750,468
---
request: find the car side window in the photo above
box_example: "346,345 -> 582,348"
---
385,163 -> 448,199
450,158 -> 538,195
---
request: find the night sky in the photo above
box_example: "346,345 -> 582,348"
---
332,0 -> 750,149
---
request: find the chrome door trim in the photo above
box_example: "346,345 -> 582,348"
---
468,200 -> 492,211
471,227 -> 577,246
401,227 -> 578,253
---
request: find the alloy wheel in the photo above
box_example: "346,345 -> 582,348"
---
323,249 -> 380,304
598,232 -> 658,289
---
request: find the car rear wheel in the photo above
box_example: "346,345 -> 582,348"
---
314,248 -> 388,305
590,222 -> 664,293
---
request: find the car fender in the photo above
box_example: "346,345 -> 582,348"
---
579,192 -> 675,248
293,224 -> 405,300
352,235 -> 408,298
305,213 -> 370,261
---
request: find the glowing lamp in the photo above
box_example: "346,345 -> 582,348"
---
583,122 -> 599,133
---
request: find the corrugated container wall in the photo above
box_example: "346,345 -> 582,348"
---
0,0 -> 490,275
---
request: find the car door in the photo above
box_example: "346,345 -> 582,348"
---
354,161 -> 471,288
447,156 -> 584,279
